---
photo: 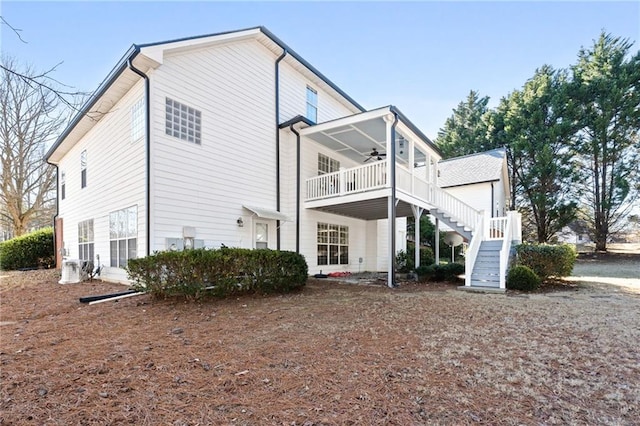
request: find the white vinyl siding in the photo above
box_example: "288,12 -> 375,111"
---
56,79 -> 146,282
109,206 -> 137,268
150,38 -> 277,250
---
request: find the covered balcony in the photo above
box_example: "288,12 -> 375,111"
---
300,106 -> 442,221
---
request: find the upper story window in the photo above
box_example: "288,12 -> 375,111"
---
131,97 -> 145,142
318,153 -> 339,175
165,98 -> 201,145
78,219 -> 94,261
80,150 -> 87,188
60,171 -> 66,200
306,86 -> 318,123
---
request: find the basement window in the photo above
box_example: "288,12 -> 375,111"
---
165,98 -> 201,144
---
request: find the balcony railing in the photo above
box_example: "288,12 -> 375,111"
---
306,160 -> 388,200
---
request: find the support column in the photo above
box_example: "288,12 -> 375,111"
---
435,217 -> 440,265
384,112 -> 398,288
411,205 -> 423,269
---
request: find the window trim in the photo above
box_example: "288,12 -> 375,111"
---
318,153 -> 340,175
109,206 -> 138,268
80,150 -> 87,188
60,171 -> 66,200
78,219 -> 94,261
317,222 -> 349,266
165,97 -> 202,145
306,86 -> 318,123
131,97 -> 145,142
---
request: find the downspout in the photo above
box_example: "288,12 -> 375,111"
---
289,124 -> 301,253
388,112 -> 399,288
275,49 -> 287,250
127,58 -> 151,256
48,163 -> 60,267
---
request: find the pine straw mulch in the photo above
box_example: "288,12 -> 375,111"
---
1,269 -> 639,425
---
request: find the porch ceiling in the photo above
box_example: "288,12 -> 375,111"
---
300,107 -> 430,166
304,116 -> 388,164
310,197 -> 417,221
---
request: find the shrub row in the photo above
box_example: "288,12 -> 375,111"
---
515,243 -> 577,280
0,228 -> 55,270
127,247 -> 308,298
416,262 -> 465,282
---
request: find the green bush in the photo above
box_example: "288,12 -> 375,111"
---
127,247 -> 308,299
0,228 -> 54,270
416,262 -> 464,282
506,265 -> 541,291
396,244 -> 435,273
515,243 -> 577,280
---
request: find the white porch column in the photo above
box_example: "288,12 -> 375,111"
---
384,113 -> 398,288
435,216 -> 440,265
411,205 -> 423,269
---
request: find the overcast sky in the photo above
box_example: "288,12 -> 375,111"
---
2,1 -> 639,138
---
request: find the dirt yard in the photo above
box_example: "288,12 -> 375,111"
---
1,257 -> 639,425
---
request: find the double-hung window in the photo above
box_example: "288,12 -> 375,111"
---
317,223 -> 348,265
318,153 -> 339,175
131,98 -> 145,142
80,150 -> 87,188
306,86 -> 318,123
60,171 -> 66,200
109,206 -> 137,268
78,219 -> 94,261
165,98 -> 201,144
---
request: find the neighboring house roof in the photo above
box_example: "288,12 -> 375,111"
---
438,148 -> 506,188
46,26 -> 366,163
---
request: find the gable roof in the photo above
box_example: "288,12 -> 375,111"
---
46,26 -> 366,163
438,148 -> 506,188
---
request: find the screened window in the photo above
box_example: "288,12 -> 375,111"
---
80,150 -> 87,188
60,171 -> 66,200
306,86 -> 318,123
318,153 -> 340,175
317,223 -> 348,265
131,97 -> 145,141
109,206 -> 137,268
165,98 -> 201,144
78,219 -> 94,261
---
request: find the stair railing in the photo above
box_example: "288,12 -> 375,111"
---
465,210 -> 487,287
431,184 -> 482,232
498,212 -> 515,289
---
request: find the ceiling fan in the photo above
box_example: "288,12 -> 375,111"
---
364,148 -> 387,162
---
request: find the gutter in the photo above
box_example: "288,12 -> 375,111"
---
127,59 -> 151,256
275,49 -> 287,250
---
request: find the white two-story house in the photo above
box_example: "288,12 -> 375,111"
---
46,27 -> 521,290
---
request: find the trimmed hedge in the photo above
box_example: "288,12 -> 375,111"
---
416,262 -> 465,282
0,227 -> 54,270
506,265 -> 541,291
127,247 -> 308,298
515,243 -> 577,280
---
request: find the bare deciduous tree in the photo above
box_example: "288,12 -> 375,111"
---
1,56 -> 64,236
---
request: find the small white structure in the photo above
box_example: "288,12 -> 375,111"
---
45,27 -> 520,290
59,259 -> 82,284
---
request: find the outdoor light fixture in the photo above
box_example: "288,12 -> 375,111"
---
237,217 -> 244,227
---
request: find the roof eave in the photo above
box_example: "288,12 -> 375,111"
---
46,44 -> 141,163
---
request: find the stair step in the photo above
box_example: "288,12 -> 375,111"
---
470,281 -> 501,288
480,241 -> 503,248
